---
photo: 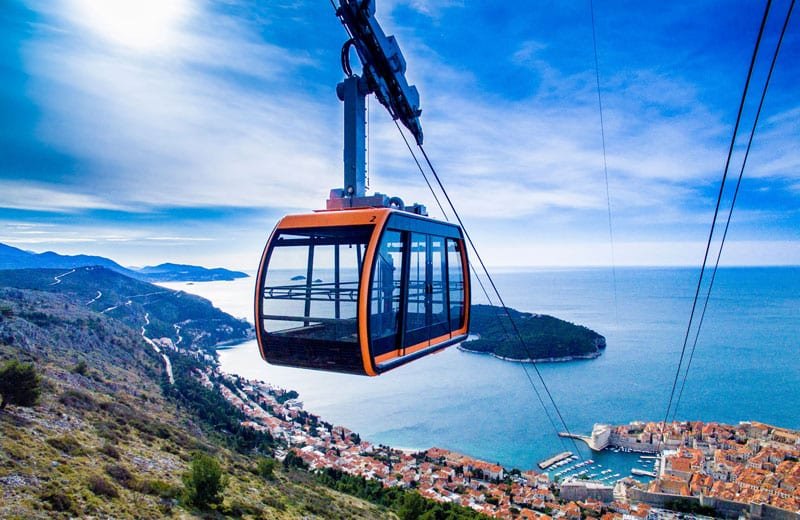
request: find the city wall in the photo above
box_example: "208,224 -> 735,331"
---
626,487 -> 800,520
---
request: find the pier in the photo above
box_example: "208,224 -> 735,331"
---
538,451 -> 573,470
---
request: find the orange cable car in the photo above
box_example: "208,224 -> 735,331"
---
255,207 -> 469,375
254,0 -> 471,375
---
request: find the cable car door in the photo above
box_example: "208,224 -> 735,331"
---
404,232 -> 449,353
428,235 -> 449,340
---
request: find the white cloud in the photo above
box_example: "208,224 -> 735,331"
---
24,0 -> 339,212
0,181 -> 129,212
10,0 -> 798,267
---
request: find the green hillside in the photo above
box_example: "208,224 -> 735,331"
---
0,287 -> 399,518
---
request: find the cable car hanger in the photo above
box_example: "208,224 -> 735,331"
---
254,0 -> 471,376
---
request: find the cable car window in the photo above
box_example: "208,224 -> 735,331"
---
447,238 -> 465,330
430,236 -> 449,338
370,230 -> 404,354
405,232 -> 428,347
261,227 -> 371,344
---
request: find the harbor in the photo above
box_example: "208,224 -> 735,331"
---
541,449 -> 662,486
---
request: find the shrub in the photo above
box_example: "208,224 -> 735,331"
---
222,500 -> 264,517
40,488 -> 74,513
0,359 -> 41,409
105,464 -> 135,488
46,435 -> 86,456
137,479 -> 181,499
95,420 -> 125,442
72,360 -> 89,375
88,475 -> 119,498
182,452 -> 226,510
99,443 -> 120,459
256,457 -> 277,480
282,451 -> 308,470
58,389 -> 97,411
0,304 -> 13,318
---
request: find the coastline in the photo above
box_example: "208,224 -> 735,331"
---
457,344 -> 602,363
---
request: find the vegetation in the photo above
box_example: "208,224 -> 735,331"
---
0,285 -> 391,518
257,456 -> 278,480
463,304 -> 606,361
0,359 -> 41,410
315,467 -> 490,519
163,353 -> 275,454
664,498 -> 717,516
182,452 -> 227,510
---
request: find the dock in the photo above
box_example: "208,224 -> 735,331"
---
631,468 -> 658,478
538,451 -> 573,470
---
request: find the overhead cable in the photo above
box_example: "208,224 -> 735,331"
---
671,0 -> 795,421
658,0 -> 774,447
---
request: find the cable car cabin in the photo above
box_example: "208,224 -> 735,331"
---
255,208 -> 470,376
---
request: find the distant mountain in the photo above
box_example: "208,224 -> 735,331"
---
0,242 -> 133,274
136,263 -> 247,282
0,242 -> 248,282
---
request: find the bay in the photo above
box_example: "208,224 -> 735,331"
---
161,266 -> 800,476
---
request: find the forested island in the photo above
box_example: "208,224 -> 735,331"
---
462,304 -> 606,362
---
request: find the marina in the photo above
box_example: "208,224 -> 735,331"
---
547,449 -> 662,487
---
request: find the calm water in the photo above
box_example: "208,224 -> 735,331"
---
161,267 -> 800,476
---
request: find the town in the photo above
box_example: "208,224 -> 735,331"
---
177,342 -> 799,520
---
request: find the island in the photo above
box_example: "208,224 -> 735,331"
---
461,304 -> 606,362
134,262 -> 248,282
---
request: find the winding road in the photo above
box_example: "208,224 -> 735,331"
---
141,312 -> 175,385
49,269 -> 76,286
86,290 -> 102,305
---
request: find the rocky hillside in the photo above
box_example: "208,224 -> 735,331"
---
0,287 -> 394,518
0,267 -> 251,350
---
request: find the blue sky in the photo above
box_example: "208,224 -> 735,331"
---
1,0 -> 798,269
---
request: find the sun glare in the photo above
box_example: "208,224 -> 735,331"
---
71,0 -> 189,51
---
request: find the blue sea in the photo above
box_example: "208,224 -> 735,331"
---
162,266 -> 800,478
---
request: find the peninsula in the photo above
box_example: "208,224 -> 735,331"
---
460,304 -> 606,362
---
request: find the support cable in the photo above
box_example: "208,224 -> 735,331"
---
589,0 -> 619,326
671,0 -> 794,422
416,144 -> 584,457
393,121 -> 571,452
658,0 -> 773,449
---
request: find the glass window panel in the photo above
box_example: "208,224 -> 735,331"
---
447,239 -> 465,330
430,236 -> 448,337
404,233 -> 428,346
261,227 -> 370,343
370,230 -> 404,352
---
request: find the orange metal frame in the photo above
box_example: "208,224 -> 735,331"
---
255,207 -> 470,376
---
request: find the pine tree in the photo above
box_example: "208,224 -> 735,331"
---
0,360 -> 41,410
